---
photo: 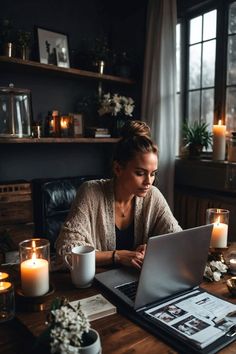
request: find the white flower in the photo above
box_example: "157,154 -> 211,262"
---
50,303 -> 90,353
98,92 -> 135,117
204,260 -> 228,282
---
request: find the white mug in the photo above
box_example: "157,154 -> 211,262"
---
65,245 -> 95,288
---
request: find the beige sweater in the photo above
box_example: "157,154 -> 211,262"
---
55,179 -> 181,259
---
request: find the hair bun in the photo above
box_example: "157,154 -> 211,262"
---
120,120 -> 151,139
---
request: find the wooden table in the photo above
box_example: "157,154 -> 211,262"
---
1,267 -> 236,354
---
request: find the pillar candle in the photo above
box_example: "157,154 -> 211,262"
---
213,120 -> 226,161
20,254 -> 49,297
210,218 -> 228,248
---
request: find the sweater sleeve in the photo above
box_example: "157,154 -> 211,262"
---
55,181 -> 98,264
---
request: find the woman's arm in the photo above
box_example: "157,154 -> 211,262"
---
96,245 -> 146,269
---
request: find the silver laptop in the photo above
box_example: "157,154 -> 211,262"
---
95,224 -> 213,311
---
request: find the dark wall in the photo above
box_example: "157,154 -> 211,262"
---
0,0 -> 147,182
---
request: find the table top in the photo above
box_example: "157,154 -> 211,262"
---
1,266 -> 236,354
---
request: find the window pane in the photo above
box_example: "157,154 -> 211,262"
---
190,16 -> 202,44
176,23 -> 181,92
227,35 -> 236,85
188,91 -> 200,123
203,10 -> 217,40
189,44 -> 201,89
201,88 -> 214,127
202,40 -> 216,87
226,87 -> 236,132
229,1 -> 236,34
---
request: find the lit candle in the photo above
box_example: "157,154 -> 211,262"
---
213,120 -> 226,161
230,259 -> 236,274
0,281 -> 11,291
20,241 -> 49,297
210,216 -> 228,248
60,116 -> 70,137
0,272 -> 9,281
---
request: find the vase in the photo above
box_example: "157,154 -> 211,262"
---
79,329 -> 101,354
112,116 -> 126,138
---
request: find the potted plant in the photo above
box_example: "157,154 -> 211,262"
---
182,121 -> 213,158
45,297 -> 101,354
16,30 -> 32,60
98,92 -> 135,137
0,19 -> 16,57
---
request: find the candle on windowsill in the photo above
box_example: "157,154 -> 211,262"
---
213,119 -> 226,161
19,239 -> 50,297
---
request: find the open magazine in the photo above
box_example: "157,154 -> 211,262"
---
145,289 -> 236,349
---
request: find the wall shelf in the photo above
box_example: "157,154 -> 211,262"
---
0,137 -> 119,144
0,56 -> 135,85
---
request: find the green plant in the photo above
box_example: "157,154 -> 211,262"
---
17,30 -> 31,47
0,19 -> 15,43
183,121 -> 213,151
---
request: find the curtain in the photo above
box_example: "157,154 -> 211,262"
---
141,0 -> 178,210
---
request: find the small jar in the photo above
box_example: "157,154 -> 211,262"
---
227,132 -> 236,162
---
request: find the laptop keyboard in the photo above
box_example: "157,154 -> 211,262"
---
115,281 -> 138,302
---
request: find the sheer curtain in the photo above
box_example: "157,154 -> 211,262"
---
141,0 -> 178,210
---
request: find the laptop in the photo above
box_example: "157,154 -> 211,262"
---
95,224 -> 213,311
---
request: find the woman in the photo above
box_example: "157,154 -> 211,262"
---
55,120 -> 181,269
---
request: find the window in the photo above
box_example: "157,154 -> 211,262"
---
179,0 -> 236,136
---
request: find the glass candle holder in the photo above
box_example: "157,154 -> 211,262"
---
19,238 -> 50,297
206,208 -> 229,248
0,281 -> 15,322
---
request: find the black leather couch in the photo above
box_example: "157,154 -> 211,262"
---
32,175 -> 101,249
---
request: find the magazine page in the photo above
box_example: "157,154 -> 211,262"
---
145,290 -> 236,348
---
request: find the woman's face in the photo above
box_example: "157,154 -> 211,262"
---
114,151 -> 158,197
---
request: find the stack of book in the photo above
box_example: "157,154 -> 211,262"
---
85,127 -> 111,138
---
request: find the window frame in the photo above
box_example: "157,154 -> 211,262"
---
178,0 -> 234,128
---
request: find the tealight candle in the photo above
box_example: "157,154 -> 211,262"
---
230,259 -> 236,274
19,239 -> 50,297
0,281 -> 15,322
212,120 -> 226,161
0,272 -> 9,281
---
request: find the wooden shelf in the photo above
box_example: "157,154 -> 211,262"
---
0,137 -> 119,144
0,56 -> 135,84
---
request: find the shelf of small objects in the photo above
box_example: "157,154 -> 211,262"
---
0,137 -> 119,144
0,56 -> 135,85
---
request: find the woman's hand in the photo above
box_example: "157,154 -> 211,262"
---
115,248 -> 146,269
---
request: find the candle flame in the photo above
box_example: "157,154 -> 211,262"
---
32,240 -> 37,263
60,118 -> 68,129
215,216 -> 221,225
218,120 -> 222,125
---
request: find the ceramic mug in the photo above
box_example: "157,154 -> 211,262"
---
65,245 -> 95,288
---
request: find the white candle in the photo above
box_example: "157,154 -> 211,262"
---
230,259 -> 236,274
20,254 -> 49,297
213,120 -> 226,161
210,217 -> 228,248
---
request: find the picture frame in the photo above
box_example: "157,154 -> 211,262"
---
36,27 -> 70,68
69,113 -> 84,137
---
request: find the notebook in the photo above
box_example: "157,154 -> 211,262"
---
95,224 -> 213,311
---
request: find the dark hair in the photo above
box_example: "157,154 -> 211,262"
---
113,120 -> 158,165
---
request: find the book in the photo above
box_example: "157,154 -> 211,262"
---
70,294 -> 117,321
145,288 -> 236,349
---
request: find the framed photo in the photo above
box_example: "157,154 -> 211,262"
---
69,113 -> 84,137
36,27 -> 70,68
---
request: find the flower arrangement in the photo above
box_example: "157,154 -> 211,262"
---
204,260 -> 228,282
98,93 -> 134,117
48,298 -> 90,354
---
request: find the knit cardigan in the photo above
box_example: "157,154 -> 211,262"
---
55,179 -> 182,259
